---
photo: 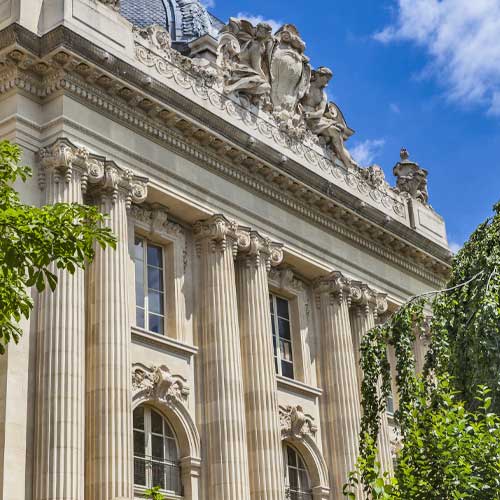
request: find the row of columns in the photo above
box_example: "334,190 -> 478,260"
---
33,139 -> 393,500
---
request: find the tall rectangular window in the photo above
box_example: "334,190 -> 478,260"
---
135,236 -> 165,335
270,294 -> 294,379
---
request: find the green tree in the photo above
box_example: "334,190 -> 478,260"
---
344,202 -> 500,499
0,140 -> 115,353
144,486 -> 165,500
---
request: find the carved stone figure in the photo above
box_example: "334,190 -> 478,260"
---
361,164 -> 386,189
218,18 -> 274,104
269,24 -> 311,125
279,405 -> 317,438
98,0 -> 119,9
132,363 -> 190,403
302,66 -> 357,168
393,148 -> 429,204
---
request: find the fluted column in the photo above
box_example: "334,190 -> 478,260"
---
34,141 -> 91,500
350,285 -> 393,477
194,215 -> 251,500
86,163 -> 148,500
235,229 -> 285,500
315,272 -> 363,500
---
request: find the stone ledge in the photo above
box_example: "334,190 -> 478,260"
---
131,326 -> 198,357
277,375 -> 323,398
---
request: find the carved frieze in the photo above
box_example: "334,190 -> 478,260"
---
279,405 -> 317,439
130,203 -> 185,240
268,267 -> 305,293
132,363 -> 190,403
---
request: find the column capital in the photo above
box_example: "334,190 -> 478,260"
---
38,138 -> 148,207
194,214 -> 239,255
38,139 -> 89,188
314,271 -> 352,306
236,227 -> 283,271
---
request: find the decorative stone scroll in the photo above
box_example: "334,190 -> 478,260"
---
236,227 -> 283,270
279,405 -> 317,439
350,281 -> 389,318
132,363 -> 190,403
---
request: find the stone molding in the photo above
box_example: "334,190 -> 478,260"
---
279,405 -> 318,439
268,267 -> 306,293
132,362 -> 190,404
0,25 -> 451,285
38,138 -> 148,207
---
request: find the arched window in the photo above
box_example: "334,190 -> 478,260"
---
284,444 -> 313,500
133,405 -> 182,495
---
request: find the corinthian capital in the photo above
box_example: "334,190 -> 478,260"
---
350,281 -> 378,317
38,139 -> 89,188
236,228 -> 284,271
86,164 -> 148,208
314,271 -> 352,305
194,214 -> 239,255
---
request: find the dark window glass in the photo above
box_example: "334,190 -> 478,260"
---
133,406 -> 145,430
147,244 -> 163,268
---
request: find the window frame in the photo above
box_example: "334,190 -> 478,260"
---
283,444 -> 313,500
133,405 -> 183,497
270,293 -> 295,379
134,236 -> 167,336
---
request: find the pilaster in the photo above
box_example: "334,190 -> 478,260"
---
85,159 -> 148,500
235,229 -> 285,500
34,140 -> 90,500
315,272 -> 363,500
194,215 -> 251,500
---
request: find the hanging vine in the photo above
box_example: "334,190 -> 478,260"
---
344,202 -> 500,499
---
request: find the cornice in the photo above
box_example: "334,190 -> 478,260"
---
0,23 -> 450,285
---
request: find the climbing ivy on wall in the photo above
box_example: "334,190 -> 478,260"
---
344,202 -> 500,500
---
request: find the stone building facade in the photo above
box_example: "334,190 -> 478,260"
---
0,1 -> 450,499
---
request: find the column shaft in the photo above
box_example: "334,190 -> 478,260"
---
236,233 -> 285,500
34,144 -> 85,500
196,216 -> 251,500
86,191 -> 133,500
317,275 -> 363,499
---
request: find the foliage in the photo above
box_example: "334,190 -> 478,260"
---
144,486 -> 165,500
0,140 -> 116,353
344,202 -> 500,499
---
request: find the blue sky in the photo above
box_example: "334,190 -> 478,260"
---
203,0 -> 500,251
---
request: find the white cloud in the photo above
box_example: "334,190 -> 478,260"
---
235,12 -> 282,33
349,139 -> 386,166
374,0 -> 500,114
449,241 -> 463,254
201,0 -> 215,8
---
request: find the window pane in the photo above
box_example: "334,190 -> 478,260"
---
151,410 -> 163,434
149,314 -> 164,334
282,360 -> 294,379
133,406 -> 144,430
164,422 -> 174,438
134,237 -> 144,261
276,297 -> 289,319
269,295 -> 274,312
287,446 -> 297,467
152,461 -> 166,490
166,438 -> 178,461
148,290 -> 164,315
136,307 -> 145,329
147,266 -> 164,292
152,434 -> 164,460
289,467 -> 298,489
299,470 -> 310,490
281,340 -> 293,362
147,244 -> 163,269
134,457 -> 146,486
135,260 -> 145,308
278,318 -> 291,340
133,430 -> 145,456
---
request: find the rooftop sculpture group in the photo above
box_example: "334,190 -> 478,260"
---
218,18 -> 356,169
